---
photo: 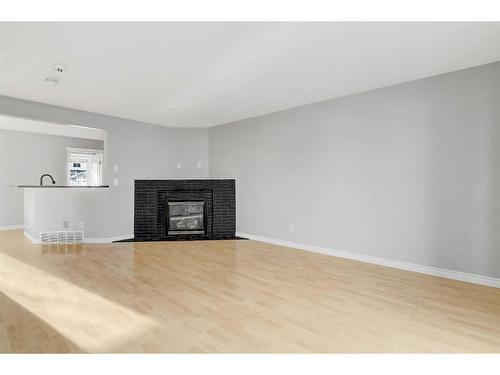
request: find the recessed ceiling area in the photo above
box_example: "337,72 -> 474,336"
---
1,22 -> 500,128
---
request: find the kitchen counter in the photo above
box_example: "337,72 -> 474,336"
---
22,186 -> 116,243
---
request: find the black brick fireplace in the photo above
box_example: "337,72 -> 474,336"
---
134,179 -> 236,240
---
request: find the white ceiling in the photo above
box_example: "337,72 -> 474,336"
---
1,22 -> 500,128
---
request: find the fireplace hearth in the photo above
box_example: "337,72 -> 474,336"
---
134,179 -> 235,241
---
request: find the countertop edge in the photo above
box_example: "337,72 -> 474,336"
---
15,185 -> 110,188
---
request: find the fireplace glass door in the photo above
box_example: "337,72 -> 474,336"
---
167,201 -> 205,235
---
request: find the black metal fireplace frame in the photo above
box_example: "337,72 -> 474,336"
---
156,188 -> 214,240
166,198 -> 208,236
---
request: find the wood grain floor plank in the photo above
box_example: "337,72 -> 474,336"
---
0,229 -> 499,353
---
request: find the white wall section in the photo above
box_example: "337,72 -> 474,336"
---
0,128 -> 104,227
0,96 -> 210,237
210,61 -> 500,279
23,188 -> 122,242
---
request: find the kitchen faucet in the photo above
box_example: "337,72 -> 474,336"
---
40,174 -> 56,186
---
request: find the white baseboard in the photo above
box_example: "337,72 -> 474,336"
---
23,231 -> 133,244
23,230 -> 36,243
0,224 -> 23,231
84,234 -> 133,243
237,232 -> 500,289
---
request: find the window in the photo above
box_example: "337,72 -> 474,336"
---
67,148 -> 104,186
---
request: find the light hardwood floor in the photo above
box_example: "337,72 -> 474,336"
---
1,229 -> 500,353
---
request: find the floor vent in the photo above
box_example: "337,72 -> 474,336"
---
40,231 -> 84,244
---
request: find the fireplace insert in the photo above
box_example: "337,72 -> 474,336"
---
167,200 -> 205,235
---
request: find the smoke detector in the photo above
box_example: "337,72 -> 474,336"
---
44,76 -> 60,85
53,64 -> 67,73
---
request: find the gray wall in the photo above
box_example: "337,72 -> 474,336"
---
210,61 -> 500,278
0,129 -> 103,227
0,96 -> 209,237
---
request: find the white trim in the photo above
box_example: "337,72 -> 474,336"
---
237,232 -> 500,289
134,177 -> 235,180
0,224 -> 24,231
0,114 -> 105,140
23,231 -> 133,244
66,147 -> 104,154
84,234 -> 133,243
23,230 -> 37,243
